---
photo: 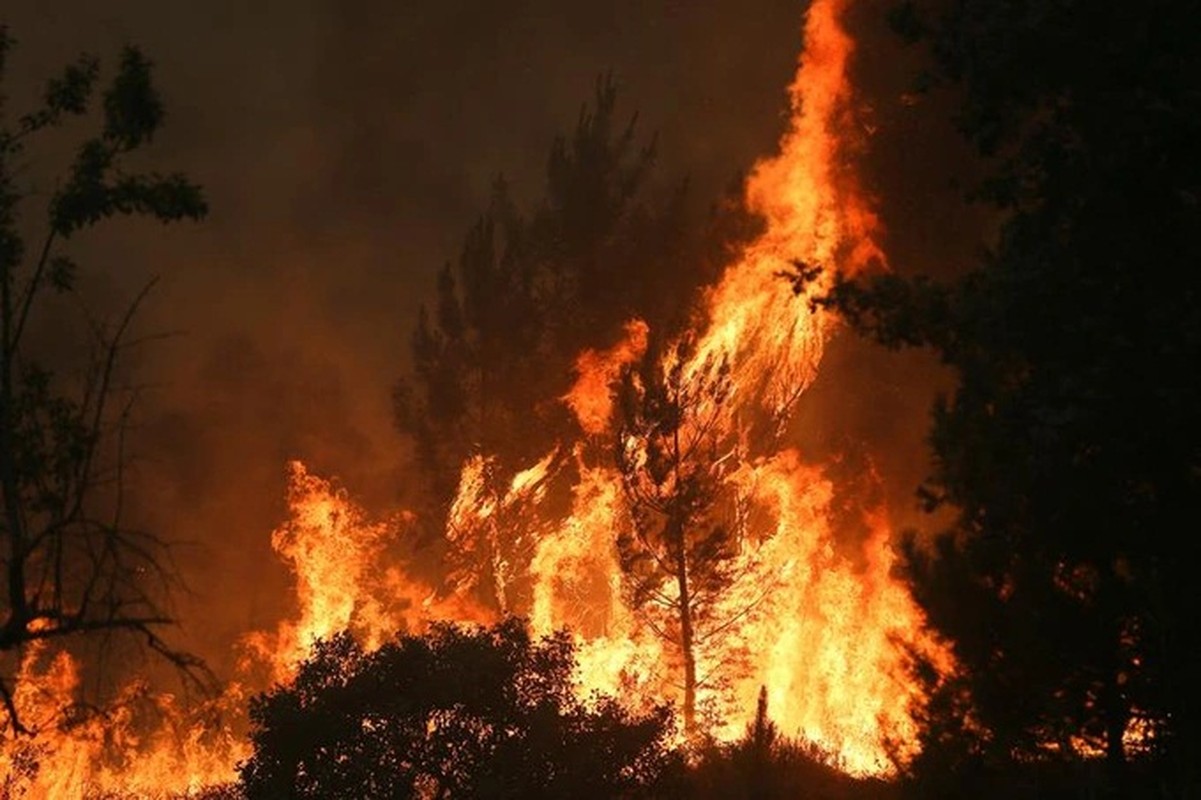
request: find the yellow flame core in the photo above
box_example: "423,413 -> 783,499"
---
241,461 -> 434,682
1,0 -> 956,792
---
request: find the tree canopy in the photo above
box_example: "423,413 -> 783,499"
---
615,336 -> 743,735
393,76 -> 743,547
826,0 -> 1201,794
0,28 -> 207,731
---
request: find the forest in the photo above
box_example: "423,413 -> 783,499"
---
0,0 -> 1198,797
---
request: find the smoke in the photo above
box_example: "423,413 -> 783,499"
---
2,0 -> 986,681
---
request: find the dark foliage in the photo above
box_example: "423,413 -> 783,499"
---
393,76 -> 747,554
239,618 -> 679,799
0,28 -> 208,732
825,1 -> 1201,795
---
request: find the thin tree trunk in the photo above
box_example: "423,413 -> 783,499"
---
0,263 -> 27,643
669,401 -> 698,738
675,537 -> 697,736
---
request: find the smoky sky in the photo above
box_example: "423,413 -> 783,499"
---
3,1 -> 984,674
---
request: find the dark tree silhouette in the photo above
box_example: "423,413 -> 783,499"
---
392,77 -> 735,570
239,618 -> 679,799
396,78 -> 655,502
825,1 -> 1201,794
0,30 -> 207,730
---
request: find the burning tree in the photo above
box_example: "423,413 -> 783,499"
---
615,338 -> 754,735
394,77 -> 660,515
392,76 -> 737,557
0,31 -> 207,730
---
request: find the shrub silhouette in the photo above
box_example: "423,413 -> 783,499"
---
239,618 -> 677,798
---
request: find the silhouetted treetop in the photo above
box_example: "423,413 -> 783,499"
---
0,28 -> 208,732
393,75 -> 746,596
826,1 -> 1201,795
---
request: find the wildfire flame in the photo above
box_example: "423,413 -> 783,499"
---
449,0 -> 938,773
444,0 -> 941,775
240,461 -> 436,683
0,0 -> 952,793
0,639 -> 249,797
684,0 -> 882,422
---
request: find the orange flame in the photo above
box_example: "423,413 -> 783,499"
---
684,0 -> 882,424
0,641 -> 249,798
241,461 -> 433,682
0,0 -> 952,791
564,319 -> 651,436
443,0 -> 944,774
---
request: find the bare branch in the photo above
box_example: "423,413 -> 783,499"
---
10,229 -> 57,358
0,679 -> 29,735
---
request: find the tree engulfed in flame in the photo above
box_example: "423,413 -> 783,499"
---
446,0 -> 946,775
0,0 -> 952,793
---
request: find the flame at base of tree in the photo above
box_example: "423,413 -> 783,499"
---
0,457 -> 935,794
520,449 -> 944,774
0,0 -> 957,793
